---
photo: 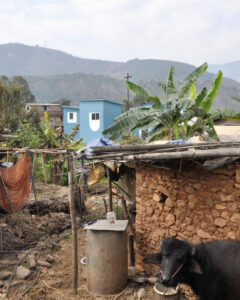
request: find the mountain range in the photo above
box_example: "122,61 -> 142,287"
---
0,43 -> 240,108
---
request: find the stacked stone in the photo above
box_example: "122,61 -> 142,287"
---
135,163 -> 240,272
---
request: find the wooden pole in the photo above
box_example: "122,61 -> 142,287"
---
120,196 -> 135,266
238,217 -> 240,241
120,196 -> 135,234
107,167 -> 113,211
30,167 -> 39,216
129,234 -> 135,267
32,153 -> 37,177
0,223 -> 3,252
112,181 -> 131,199
41,154 -> 47,184
124,147 -> 240,161
102,198 -> 108,214
91,142 -> 223,153
68,155 -> 78,295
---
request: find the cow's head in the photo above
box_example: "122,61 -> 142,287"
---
143,237 -> 202,287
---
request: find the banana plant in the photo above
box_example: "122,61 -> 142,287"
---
41,111 -> 83,149
103,62 -> 225,141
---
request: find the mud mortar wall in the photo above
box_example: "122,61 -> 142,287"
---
135,162 -> 240,272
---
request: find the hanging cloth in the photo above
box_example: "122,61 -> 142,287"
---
0,154 -> 31,213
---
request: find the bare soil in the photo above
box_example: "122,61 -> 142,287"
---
0,183 -> 195,300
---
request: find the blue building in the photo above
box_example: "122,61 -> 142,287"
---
62,99 -> 123,142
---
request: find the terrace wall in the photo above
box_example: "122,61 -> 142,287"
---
135,161 -> 240,272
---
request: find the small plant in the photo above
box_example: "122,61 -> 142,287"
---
99,177 -> 108,186
61,233 -> 71,240
24,262 -> 30,269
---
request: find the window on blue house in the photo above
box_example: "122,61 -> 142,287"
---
91,113 -> 100,120
67,112 -> 77,123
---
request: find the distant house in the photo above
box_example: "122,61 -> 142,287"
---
62,99 -> 123,142
25,103 -> 63,128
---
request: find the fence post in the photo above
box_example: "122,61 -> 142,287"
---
68,155 -> 78,295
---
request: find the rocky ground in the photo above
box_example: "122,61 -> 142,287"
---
0,183 -> 197,300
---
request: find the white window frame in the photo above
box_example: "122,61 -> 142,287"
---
67,111 -> 77,123
89,112 -> 100,131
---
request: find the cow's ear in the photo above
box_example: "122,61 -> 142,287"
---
190,259 -> 203,274
143,253 -> 162,265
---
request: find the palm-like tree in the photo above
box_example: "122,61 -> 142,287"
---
103,62 -> 234,141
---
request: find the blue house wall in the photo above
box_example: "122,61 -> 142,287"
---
79,100 -> 104,142
62,99 -> 123,142
62,106 -> 81,139
103,101 -> 123,129
79,99 -> 123,142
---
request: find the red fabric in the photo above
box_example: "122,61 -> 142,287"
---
0,154 -> 31,213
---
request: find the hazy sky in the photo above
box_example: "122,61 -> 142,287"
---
1,0 -> 240,65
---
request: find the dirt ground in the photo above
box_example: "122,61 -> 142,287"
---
0,183 -> 195,300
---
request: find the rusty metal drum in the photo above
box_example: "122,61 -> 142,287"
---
86,220 -> 128,295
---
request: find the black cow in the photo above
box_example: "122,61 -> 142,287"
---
143,237 -> 240,300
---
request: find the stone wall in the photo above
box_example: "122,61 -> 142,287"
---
135,161 -> 240,272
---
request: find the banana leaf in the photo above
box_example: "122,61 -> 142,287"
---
126,81 -> 149,100
177,62 -> 208,98
165,66 -> 176,100
201,71 -> 223,112
189,84 -> 197,100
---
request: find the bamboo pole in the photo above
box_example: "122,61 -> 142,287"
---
68,155 -> 78,295
90,141 -> 238,154
107,167 -> 113,211
41,154 -> 47,184
0,147 -> 68,154
123,147 -> 240,161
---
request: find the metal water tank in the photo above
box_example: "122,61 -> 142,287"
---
85,220 -> 128,295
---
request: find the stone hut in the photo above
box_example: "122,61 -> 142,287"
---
135,160 -> 240,272
90,142 -> 240,273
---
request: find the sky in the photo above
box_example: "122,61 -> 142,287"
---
0,0 -> 240,65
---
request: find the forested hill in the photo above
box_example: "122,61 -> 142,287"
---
24,73 -> 126,105
24,72 -> 240,109
0,43 -> 237,82
1,43 -> 240,108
